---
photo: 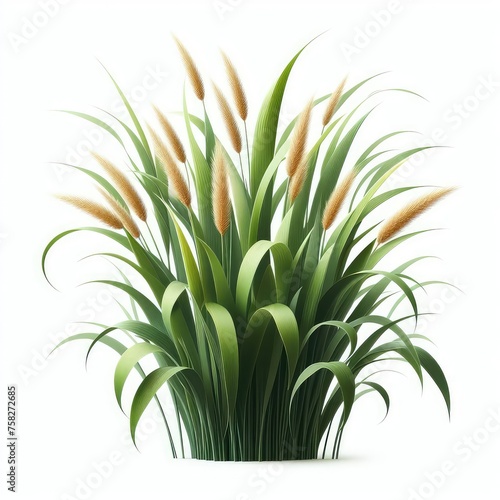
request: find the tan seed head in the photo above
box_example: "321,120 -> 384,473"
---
322,76 -> 347,127
221,51 -> 248,121
286,99 -> 313,178
173,36 -> 204,101
377,187 -> 456,244
98,189 -> 141,239
91,152 -> 147,222
213,83 -> 242,154
153,105 -> 186,164
56,195 -> 123,230
212,142 -> 231,236
289,158 -> 308,203
322,170 -> 356,230
148,125 -> 191,207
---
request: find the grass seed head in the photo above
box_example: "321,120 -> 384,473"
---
55,195 -> 123,230
322,76 -> 347,127
322,170 -> 356,230
148,125 -> 191,207
286,99 -> 313,178
221,51 -> 248,121
212,142 -> 231,235
174,36 -> 205,101
289,158 -> 308,202
377,187 -> 456,244
213,83 -> 242,154
153,105 -> 187,164
91,152 -> 147,222
98,188 -> 141,239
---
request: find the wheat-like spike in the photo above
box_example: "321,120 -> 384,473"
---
147,126 -> 191,207
98,189 -> 141,239
173,36 -> 204,101
221,51 -> 248,121
213,83 -> 242,154
322,76 -> 347,127
322,170 -> 356,230
377,187 -> 456,244
56,195 -> 123,230
212,142 -> 231,235
91,152 -> 147,222
153,105 -> 187,163
286,99 -> 313,178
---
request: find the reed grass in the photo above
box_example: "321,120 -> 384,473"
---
45,37 -> 456,462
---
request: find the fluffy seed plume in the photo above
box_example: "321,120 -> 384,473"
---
153,105 -> 186,163
148,126 -> 191,207
221,51 -> 248,121
212,142 -> 231,235
286,99 -> 313,178
377,187 -> 455,244
91,152 -> 147,222
173,37 -> 204,101
98,189 -> 141,239
289,159 -> 308,202
56,195 -> 123,230
322,76 -> 347,127
213,83 -> 242,154
322,170 -> 356,230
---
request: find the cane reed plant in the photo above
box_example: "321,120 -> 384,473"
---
44,36 -> 455,461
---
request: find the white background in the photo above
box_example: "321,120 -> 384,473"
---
1,0 -> 500,499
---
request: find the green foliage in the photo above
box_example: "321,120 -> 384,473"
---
45,38 -> 453,461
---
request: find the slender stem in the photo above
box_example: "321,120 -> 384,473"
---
186,158 -> 195,187
333,424 -> 344,459
145,221 -> 163,262
244,120 -> 251,190
228,222 -> 233,286
282,178 -> 291,220
238,153 -> 246,189
320,229 -> 327,256
221,233 -> 226,276
139,234 -> 152,253
183,161 -> 191,190
322,417 -> 334,459
172,392 -> 185,459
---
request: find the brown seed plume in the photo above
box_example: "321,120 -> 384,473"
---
286,99 -> 313,178
212,142 -> 231,235
173,37 -> 204,101
153,105 -> 186,163
322,76 -> 347,127
91,152 -> 147,222
221,51 -> 248,121
289,158 -> 308,203
98,189 -> 141,239
322,170 -> 356,230
148,126 -> 191,207
213,83 -> 242,154
56,195 -> 123,230
377,187 -> 455,244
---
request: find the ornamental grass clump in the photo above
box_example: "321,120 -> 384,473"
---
44,37 -> 455,461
